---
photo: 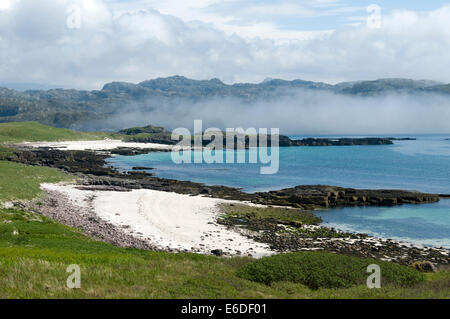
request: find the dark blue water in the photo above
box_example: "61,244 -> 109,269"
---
107,135 -> 450,247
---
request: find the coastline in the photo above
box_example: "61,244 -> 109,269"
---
18,181 -> 448,266
32,183 -> 275,257
9,139 -> 450,266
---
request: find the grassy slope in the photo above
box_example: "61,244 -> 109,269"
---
0,122 -> 448,298
0,161 -> 72,202
0,122 -> 120,143
1,208 -> 449,299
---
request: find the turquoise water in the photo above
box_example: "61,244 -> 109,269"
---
107,135 -> 450,248
315,199 -> 450,248
108,135 -> 450,194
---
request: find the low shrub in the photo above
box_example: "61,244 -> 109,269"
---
238,252 -> 425,290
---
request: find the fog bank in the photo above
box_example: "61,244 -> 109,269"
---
100,89 -> 450,134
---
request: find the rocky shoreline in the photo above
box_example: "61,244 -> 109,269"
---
4,144 -> 449,266
17,183 -> 449,267
217,209 -> 449,266
8,147 -> 440,210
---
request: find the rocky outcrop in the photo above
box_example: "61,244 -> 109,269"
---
115,125 -> 395,148
279,136 -> 393,147
254,185 -> 439,209
387,137 -> 416,141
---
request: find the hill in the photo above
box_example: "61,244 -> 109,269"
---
0,76 -> 449,130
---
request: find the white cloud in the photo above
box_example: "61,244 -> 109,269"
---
0,1 -> 11,11
0,0 -> 450,88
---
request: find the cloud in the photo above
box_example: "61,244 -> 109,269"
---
94,89 -> 450,134
0,1 -> 450,88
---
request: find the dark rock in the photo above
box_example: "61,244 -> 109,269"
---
387,137 -> 416,141
132,166 -> 154,170
412,261 -> 437,272
211,249 -> 224,256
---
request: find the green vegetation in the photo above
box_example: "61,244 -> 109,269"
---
123,132 -> 172,143
237,252 -> 425,289
0,161 -> 71,202
119,125 -> 165,135
0,145 -> 15,160
0,207 -> 449,298
0,122 -> 118,143
219,203 -> 321,225
0,122 -> 448,298
118,124 -> 173,144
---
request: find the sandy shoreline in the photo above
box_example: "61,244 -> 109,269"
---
40,183 -> 274,257
19,182 -> 446,266
15,139 -> 272,257
19,139 -> 173,151
14,140 -> 449,264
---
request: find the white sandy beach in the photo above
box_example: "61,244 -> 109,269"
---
19,139 -> 173,151
41,183 -> 274,257
27,140 -> 274,257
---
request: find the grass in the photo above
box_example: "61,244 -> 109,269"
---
0,145 -> 16,160
0,208 -> 449,299
0,161 -> 72,202
0,122 -> 120,143
218,203 -> 321,225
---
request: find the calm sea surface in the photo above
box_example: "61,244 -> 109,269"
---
107,135 -> 450,248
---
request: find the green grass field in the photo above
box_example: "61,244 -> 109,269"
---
0,122 -> 448,299
0,122 -> 120,143
0,161 -> 72,202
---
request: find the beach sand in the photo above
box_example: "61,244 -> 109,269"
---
19,139 -> 173,151
41,183 -> 274,257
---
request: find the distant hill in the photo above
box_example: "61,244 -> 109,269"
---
339,78 -> 442,95
0,83 -> 65,91
0,76 -> 448,130
421,84 -> 450,94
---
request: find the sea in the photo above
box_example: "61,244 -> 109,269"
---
106,134 -> 450,248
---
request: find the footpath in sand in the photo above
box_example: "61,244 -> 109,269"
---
41,183 -> 274,257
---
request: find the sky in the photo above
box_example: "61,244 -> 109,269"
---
1,0 -> 450,89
